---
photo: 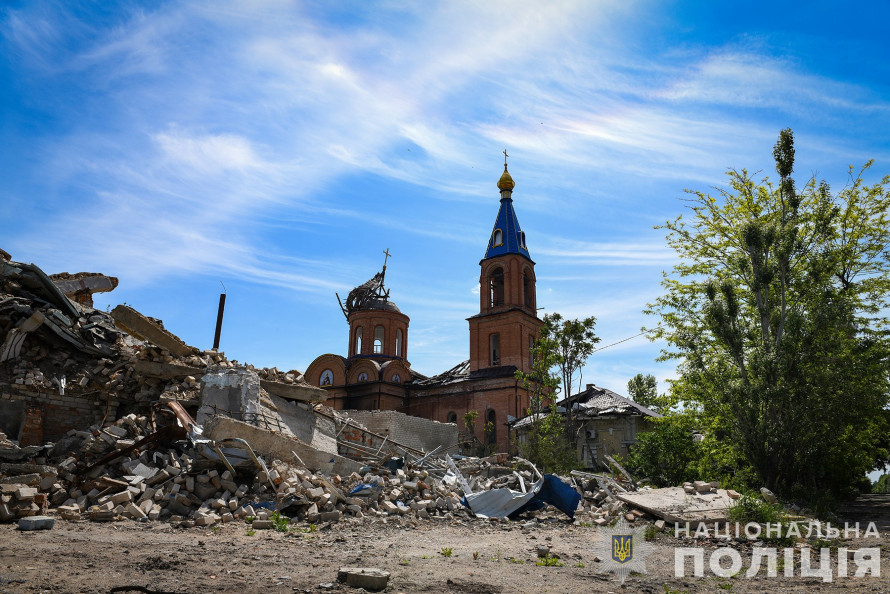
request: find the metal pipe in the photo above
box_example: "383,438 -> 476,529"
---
212,292 -> 226,350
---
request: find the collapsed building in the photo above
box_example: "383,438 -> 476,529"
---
1,248 -> 630,529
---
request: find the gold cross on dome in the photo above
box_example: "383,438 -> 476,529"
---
503,149 -> 509,166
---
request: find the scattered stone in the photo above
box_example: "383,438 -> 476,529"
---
337,567 -> 390,591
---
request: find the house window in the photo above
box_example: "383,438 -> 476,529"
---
392,373 -> 401,383
447,411 -> 457,424
354,326 -> 363,355
374,325 -> 384,354
489,267 -> 504,307
492,228 -> 503,247
395,329 -> 403,357
320,369 -> 333,386
489,333 -> 500,366
357,372 -> 368,382
486,409 -> 496,444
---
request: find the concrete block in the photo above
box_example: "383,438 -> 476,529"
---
693,481 -> 712,493
125,502 -> 146,519
15,487 -> 38,501
251,519 -> 273,529
110,490 -> 133,505
18,515 -> 55,530
337,567 -> 389,591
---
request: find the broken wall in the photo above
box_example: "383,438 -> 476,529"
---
342,409 -> 457,454
203,415 -> 361,476
197,369 -> 260,426
1,386 -> 118,445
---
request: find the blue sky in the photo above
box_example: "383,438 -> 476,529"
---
2,0 -> 889,397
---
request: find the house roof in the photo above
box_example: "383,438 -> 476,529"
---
561,384 -> 662,419
510,384 -> 661,429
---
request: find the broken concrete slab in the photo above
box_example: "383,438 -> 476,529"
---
203,416 -> 362,477
260,379 -> 326,404
615,487 -> 736,526
133,359 -> 204,380
110,304 -> 196,357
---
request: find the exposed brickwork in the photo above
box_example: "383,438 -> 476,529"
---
1,387 -> 117,443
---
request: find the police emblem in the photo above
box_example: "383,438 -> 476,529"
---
592,519 -> 652,584
612,534 -> 633,563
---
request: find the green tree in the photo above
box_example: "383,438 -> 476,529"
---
624,418 -> 700,487
626,373 -> 665,412
514,334 -> 577,473
540,313 -> 599,444
648,129 -> 890,501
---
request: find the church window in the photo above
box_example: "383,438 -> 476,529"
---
354,326 -> 363,355
320,369 -> 334,386
519,231 -> 526,249
374,325 -> 384,354
357,372 -> 368,382
395,329 -> 403,357
489,267 -> 504,307
447,411 -> 457,424
486,409 -> 496,444
489,333 -> 500,366
523,269 -> 533,308
392,373 -> 401,383
492,228 -> 503,247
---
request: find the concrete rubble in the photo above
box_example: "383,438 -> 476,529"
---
1,251 -> 591,529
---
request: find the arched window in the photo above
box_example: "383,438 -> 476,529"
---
392,373 -> 401,383
519,231 -> 526,249
395,328 -> 403,357
354,326 -> 363,355
447,411 -> 457,424
374,325 -> 384,354
486,409 -> 496,444
489,267 -> 504,307
492,228 -> 503,247
357,372 -> 368,382
320,369 -> 333,386
523,269 -> 533,308
489,333 -> 500,366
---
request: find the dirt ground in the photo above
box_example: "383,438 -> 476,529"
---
2,515 -> 889,594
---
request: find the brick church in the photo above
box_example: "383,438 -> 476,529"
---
305,160 -> 543,452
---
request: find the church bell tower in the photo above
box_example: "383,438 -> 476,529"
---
467,155 -> 543,374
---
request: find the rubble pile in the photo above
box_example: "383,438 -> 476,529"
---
1,252 -> 590,530
1,254 -> 309,419
0,415 -> 593,527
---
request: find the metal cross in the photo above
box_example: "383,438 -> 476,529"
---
503,149 -> 509,166
382,248 -> 392,269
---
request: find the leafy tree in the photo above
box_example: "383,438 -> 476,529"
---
624,418 -> 700,487
648,129 -> 890,501
539,313 -> 599,444
514,334 -> 577,473
626,373 -> 665,412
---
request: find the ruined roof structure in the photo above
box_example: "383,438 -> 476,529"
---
337,251 -> 400,317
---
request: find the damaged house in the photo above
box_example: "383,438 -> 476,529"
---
510,384 -> 661,469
